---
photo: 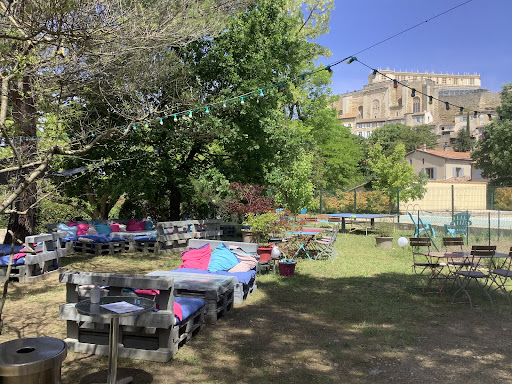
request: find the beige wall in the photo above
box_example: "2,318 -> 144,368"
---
406,181 -> 487,211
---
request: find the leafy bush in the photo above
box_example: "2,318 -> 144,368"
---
316,190 -> 390,213
34,200 -> 89,234
494,187 -> 512,211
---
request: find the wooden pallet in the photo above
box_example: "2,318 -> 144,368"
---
59,271 -> 205,362
134,240 -> 160,253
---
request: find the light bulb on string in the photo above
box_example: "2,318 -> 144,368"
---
173,115 -> 178,122
445,102 -> 450,111
278,83 -> 284,92
347,56 -> 357,64
325,66 -> 333,74
488,113 -> 493,121
205,106 -> 210,114
411,88 -> 416,97
474,111 -> 478,118
223,101 -> 227,108
132,123 -> 137,130
300,74 -> 306,81
144,122 -> 149,128
159,118 -> 163,125
259,89 -> 264,97
429,96 -> 433,104
371,69 -> 377,79
188,111 -> 193,119
240,97 -> 245,105
459,107 -> 464,114
393,80 -> 398,89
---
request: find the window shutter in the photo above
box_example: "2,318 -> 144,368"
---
433,168 -> 437,180
453,168 -> 457,177
460,168 -> 464,177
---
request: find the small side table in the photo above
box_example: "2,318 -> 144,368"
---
75,296 -> 155,384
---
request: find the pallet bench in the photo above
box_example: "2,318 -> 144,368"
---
0,232 -> 68,283
59,271 -> 205,362
146,271 -> 236,324
188,239 -> 258,303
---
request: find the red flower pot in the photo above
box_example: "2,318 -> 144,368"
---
257,246 -> 273,263
278,260 -> 297,277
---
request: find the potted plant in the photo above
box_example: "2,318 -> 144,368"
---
242,212 -> 279,244
375,222 -> 394,248
278,258 -> 297,276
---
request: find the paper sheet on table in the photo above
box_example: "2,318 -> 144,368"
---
100,301 -> 144,314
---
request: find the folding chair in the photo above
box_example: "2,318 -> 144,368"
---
310,225 -> 338,262
451,245 -> 496,308
410,237 -> 435,276
490,247 -> 512,305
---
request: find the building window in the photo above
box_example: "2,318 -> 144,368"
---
476,169 -> 483,179
372,99 -> 380,116
376,122 -> 385,127
414,116 -> 423,123
358,106 -> 364,119
454,167 -> 464,178
460,116 -> 467,122
424,168 -> 435,180
338,110 -> 343,116
397,98 -> 402,108
454,78 -> 459,85
413,97 -> 420,113
442,78 -> 447,85
470,78 -> 474,85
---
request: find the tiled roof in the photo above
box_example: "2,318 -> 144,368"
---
407,148 -> 472,160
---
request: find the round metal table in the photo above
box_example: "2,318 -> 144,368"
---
0,336 -> 67,384
75,296 -> 155,384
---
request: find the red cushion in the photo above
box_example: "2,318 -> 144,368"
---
173,301 -> 183,321
110,223 -> 120,232
179,244 -> 211,270
127,218 -> 146,231
76,223 -> 89,236
68,221 -> 78,227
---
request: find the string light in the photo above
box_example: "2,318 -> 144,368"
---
173,115 -> 178,122
393,80 -> 398,89
240,97 -> 245,105
259,89 -> 264,97
159,118 -> 163,125
474,111 -> 478,118
347,56 -> 357,64
205,106 -> 210,114
411,88 -> 416,97
445,102 -> 450,111
459,107 -> 464,114
429,96 -> 433,104
371,69 -> 377,79
223,101 -> 227,108
188,111 -> 193,119
488,113 -> 493,121
132,123 -> 137,130
278,83 -> 284,92
144,122 -> 149,128
325,65 -> 333,74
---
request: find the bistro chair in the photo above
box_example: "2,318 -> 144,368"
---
490,247 -> 512,305
410,237 -> 435,276
451,245 -> 496,308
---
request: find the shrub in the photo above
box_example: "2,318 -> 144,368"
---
494,187 -> 512,211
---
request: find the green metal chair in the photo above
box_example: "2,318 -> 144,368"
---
444,212 -> 472,242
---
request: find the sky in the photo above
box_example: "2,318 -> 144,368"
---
315,0 -> 511,95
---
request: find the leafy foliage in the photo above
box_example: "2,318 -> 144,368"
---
368,142 -> 427,210
472,84 -> 512,185
494,187 -> 512,211
368,123 -> 437,156
225,183 -> 274,215
454,112 -> 473,152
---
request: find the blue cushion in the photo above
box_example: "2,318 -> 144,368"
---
207,243 -> 240,272
0,255 -> 24,266
174,297 -> 206,323
57,223 -> 78,237
94,222 -> 112,235
145,221 -> 154,230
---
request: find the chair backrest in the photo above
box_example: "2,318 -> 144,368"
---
409,237 -> 431,247
443,237 -> 464,249
300,208 -> 307,215
449,212 -> 472,235
407,212 -> 418,226
471,245 -> 496,257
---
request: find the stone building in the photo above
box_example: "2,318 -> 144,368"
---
331,70 -> 501,147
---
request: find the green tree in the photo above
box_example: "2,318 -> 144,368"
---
472,84 -> 512,185
368,123 -> 437,156
454,112 -> 473,152
368,142 -> 427,212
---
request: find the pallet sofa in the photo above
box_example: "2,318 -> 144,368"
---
156,220 -> 223,252
0,232 -> 68,283
59,271 -> 205,362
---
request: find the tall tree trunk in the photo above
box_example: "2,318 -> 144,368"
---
4,76 -> 37,243
167,183 -> 181,220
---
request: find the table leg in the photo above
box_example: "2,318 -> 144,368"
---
341,218 -> 346,232
101,317 -> 132,384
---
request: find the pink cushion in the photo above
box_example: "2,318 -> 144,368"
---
229,252 -> 258,273
173,302 -> 183,321
127,218 -> 146,232
68,221 -> 78,227
110,223 -> 120,232
76,223 -> 89,236
179,244 -> 211,270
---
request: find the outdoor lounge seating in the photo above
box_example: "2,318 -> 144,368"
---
59,271 -> 205,362
490,247 -> 512,305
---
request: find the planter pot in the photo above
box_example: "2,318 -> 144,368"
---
241,229 -> 261,243
278,260 -> 297,276
257,246 -> 273,263
375,236 -> 393,248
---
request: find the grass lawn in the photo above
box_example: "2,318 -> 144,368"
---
1,232 -> 512,383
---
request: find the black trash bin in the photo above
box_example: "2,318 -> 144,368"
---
0,337 -> 67,384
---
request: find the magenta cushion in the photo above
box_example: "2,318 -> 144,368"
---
76,223 -> 89,236
179,244 -> 211,270
173,302 -> 183,321
110,223 -> 120,232
68,221 -> 78,227
127,219 -> 146,232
